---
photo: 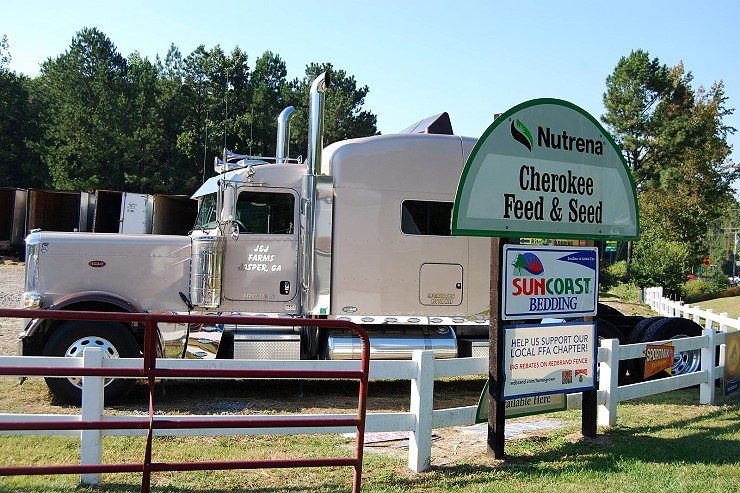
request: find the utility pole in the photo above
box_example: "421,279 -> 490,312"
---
734,231 -> 739,280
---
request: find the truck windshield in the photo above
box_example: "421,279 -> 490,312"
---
194,193 -> 217,230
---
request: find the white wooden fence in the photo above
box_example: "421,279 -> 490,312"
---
0,290 -> 734,484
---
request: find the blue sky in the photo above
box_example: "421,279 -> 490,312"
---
3,0 -> 739,168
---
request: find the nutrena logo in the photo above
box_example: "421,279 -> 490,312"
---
510,118 -> 605,156
510,119 -> 533,151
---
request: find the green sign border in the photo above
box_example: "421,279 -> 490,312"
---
452,98 -> 639,240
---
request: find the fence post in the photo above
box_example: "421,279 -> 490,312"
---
699,328 -> 716,405
408,350 -> 434,473
80,347 -> 104,485
719,313 -> 729,332
597,338 -> 619,428
704,309 -> 714,330
692,306 -> 701,323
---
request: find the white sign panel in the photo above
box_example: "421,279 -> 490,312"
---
504,322 -> 596,399
502,244 -> 598,320
453,98 -> 638,240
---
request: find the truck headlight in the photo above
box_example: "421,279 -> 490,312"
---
24,232 -> 41,293
21,291 -> 43,309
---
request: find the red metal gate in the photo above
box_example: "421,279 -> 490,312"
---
0,308 -> 370,492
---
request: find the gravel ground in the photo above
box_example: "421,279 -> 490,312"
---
0,260 -> 24,355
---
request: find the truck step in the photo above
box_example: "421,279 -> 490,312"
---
233,327 -> 301,360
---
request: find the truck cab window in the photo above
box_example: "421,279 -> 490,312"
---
194,193 -> 217,230
401,200 -> 452,236
235,191 -> 295,234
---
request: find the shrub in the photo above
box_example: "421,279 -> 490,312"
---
682,279 -> 715,302
705,269 -> 730,291
630,233 -> 690,296
606,261 -> 628,284
683,284 -> 740,304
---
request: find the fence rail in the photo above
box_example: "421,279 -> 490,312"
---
0,309 -> 370,493
0,293 -> 735,486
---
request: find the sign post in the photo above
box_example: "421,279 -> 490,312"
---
453,98 -> 638,460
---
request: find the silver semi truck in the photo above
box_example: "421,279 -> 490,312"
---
18,73 -> 701,404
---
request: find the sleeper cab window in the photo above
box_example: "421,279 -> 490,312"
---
235,191 -> 295,234
401,200 -> 452,236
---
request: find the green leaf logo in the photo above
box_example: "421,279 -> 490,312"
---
511,119 -> 533,151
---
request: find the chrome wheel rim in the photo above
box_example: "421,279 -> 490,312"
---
64,336 -> 120,388
670,334 -> 701,375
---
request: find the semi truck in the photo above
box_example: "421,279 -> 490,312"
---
17,73 -> 703,404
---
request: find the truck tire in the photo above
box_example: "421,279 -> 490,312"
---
597,303 -> 624,319
597,319 -> 628,385
626,316 -> 664,382
641,317 -> 702,377
43,320 -> 140,405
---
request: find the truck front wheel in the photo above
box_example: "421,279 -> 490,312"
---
43,320 -> 140,405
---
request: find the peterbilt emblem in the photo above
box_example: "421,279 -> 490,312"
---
88,260 -> 106,268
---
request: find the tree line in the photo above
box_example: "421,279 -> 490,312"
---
0,28 -> 377,195
1,33 -> 737,284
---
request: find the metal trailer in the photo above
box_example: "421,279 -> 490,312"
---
78,192 -> 95,233
0,188 -> 28,254
26,189 -> 84,235
92,190 -> 123,233
151,195 -> 197,235
119,192 -> 153,234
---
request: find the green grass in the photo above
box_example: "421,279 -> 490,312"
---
0,389 -> 737,492
603,282 -> 641,303
690,295 -> 740,320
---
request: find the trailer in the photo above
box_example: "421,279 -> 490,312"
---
151,194 -> 196,235
26,189 -> 85,235
119,192 -> 154,234
0,188 -> 28,254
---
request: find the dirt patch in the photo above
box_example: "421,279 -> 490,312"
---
0,262 -> 25,356
600,295 -> 655,317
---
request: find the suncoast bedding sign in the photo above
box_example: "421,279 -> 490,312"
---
502,244 -> 598,320
453,98 -> 638,240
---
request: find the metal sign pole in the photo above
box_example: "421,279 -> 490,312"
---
488,237 -> 508,459
581,239 -> 597,438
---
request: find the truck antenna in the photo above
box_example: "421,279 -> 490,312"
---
224,69 -> 229,155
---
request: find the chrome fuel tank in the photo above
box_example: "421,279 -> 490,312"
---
190,235 -> 225,308
323,326 -> 457,360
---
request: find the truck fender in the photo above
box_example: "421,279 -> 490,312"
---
22,291 -> 162,356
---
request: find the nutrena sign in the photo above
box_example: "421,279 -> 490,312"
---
453,99 -> 638,239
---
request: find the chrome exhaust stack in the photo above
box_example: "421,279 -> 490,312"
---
276,106 -> 295,163
307,72 -> 330,176
301,73 -> 331,313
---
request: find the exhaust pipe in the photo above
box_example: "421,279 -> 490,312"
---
307,72 -> 330,176
276,106 -> 295,163
301,72 -> 330,311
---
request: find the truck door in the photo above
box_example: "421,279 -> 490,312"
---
222,187 -> 300,314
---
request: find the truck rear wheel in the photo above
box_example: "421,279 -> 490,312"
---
597,319 -> 627,385
43,320 -> 140,405
642,317 -> 702,377
626,317 -> 664,382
